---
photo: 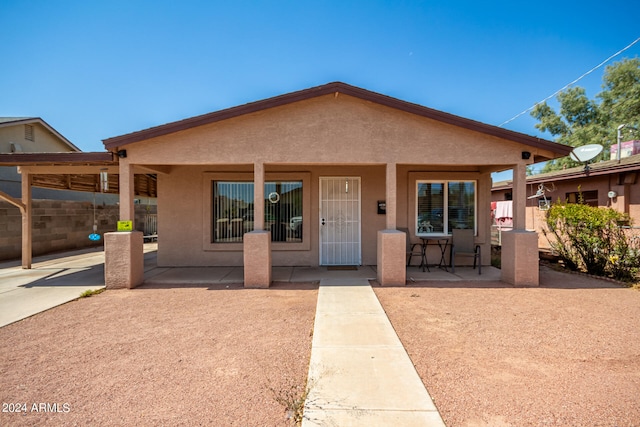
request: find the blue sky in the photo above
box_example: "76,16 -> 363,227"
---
1,0 -> 639,178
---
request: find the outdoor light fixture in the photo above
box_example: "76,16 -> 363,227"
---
522,151 -> 531,160
99,168 -> 108,192
117,149 -> 127,158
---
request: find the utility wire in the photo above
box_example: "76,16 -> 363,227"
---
499,36 -> 640,127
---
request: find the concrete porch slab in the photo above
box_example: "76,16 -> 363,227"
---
143,266 -> 243,286
141,264 -> 501,287
290,266 -> 377,282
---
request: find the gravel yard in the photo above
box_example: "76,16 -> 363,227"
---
1,265 -> 639,426
0,282 -> 318,426
374,266 -> 640,427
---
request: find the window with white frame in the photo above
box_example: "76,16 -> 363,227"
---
212,180 -> 303,243
416,181 -> 476,235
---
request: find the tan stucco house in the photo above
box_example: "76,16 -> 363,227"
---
100,82 -> 571,287
0,117 -> 79,153
0,117 -> 81,198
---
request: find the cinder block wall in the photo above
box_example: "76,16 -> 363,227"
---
0,201 -> 156,261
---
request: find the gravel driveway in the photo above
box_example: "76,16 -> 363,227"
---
1,267 -> 638,426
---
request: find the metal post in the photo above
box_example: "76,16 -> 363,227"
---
617,124 -> 626,163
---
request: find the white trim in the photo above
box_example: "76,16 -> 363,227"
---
415,179 -> 477,236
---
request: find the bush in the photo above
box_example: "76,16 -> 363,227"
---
543,201 -> 639,281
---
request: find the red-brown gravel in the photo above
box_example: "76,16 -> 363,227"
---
0,282 -> 318,427
3,266 -> 639,427
374,266 -> 640,427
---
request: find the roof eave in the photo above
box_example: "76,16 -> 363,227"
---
0,152 -> 116,166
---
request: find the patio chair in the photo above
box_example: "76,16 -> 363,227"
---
399,228 -> 423,267
451,228 -> 481,274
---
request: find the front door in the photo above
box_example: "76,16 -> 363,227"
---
319,177 -> 361,265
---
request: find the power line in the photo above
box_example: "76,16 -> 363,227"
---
499,37 -> 640,128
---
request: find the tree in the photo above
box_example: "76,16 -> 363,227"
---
531,58 -> 640,172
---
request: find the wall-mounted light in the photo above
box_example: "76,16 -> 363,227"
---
100,168 -> 108,192
522,151 -> 531,160
117,149 -> 127,158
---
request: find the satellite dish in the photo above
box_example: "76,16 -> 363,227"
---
570,144 -> 603,162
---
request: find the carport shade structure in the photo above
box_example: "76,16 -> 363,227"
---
0,151 -> 156,268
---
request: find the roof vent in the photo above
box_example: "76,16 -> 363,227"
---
24,124 -> 34,141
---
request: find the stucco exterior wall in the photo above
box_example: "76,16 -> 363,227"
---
122,93 -> 538,268
0,122 -> 73,153
157,165 -> 387,267
156,163 -> 492,267
122,94 -> 542,168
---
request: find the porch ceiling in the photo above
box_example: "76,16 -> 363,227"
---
0,152 -> 157,197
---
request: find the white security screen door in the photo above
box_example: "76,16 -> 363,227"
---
319,177 -> 361,265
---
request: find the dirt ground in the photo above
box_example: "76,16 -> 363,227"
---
374,266 -> 640,427
2,267 -> 639,427
0,282 -> 318,427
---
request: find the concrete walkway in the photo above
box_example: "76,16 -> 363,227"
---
0,244 -> 157,327
302,279 -> 446,426
0,249 -> 107,327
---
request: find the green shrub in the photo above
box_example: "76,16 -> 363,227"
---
543,201 -> 639,281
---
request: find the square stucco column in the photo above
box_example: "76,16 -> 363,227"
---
377,230 -> 406,286
386,163 -> 397,230
244,230 -> 271,288
118,160 -> 136,228
501,230 -> 539,286
104,231 -> 144,289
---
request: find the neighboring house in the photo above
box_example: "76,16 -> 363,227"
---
0,117 -> 79,153
0,117 -> 126,204
0,118 -> 157,262
99,82 -> 571,288
492,153 -> 640,249
0,117 -> 81,199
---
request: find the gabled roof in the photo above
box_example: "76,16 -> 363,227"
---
0,117 -> 81,152
103,82 -> 572,160
492,154 -> 640,190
